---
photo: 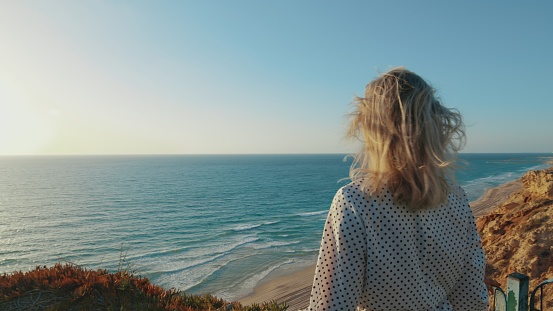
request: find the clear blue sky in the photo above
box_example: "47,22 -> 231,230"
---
1,1 -> 552,155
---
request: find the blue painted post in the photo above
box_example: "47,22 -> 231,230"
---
507,273 -> 529,311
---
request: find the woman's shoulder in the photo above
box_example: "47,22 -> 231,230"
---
329,181 -> 372,216
332,180 -> 375,207
336,179 -> 469,211
447,181 -> 469,201
335,180 -> 367,196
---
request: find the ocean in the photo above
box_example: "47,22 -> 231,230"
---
0,153 -> 551,300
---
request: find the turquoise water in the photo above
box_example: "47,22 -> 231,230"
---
0,153 -> 551,300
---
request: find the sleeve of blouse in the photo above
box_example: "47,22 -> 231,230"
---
448,202 -> 489,311
308,187 -> 367,311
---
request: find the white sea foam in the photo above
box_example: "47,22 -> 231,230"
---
157,257 -> 234,292
250,240 -> 301,250
216,259 -> 297,300
283,247 -> 320,254
462,168 -> 542,201
184,235 -> 258,260
231,220 -> 278,231
297,210 -> 327,217
232,223 -> 262,231
137,235 -> 259,275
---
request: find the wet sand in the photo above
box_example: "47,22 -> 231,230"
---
238,181 -> 521,310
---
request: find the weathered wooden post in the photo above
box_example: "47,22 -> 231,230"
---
494,286 -> 507,311
507,273 -> 529,311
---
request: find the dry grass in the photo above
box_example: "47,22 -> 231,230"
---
0,263 -> 287,311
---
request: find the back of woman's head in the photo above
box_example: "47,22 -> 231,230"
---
348,67 -> 466,209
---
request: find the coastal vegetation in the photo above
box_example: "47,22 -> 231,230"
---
0,263 -> 287,311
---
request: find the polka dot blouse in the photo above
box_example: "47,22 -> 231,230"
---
308,181 -> 488,311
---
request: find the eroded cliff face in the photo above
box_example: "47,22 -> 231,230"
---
476,168 -> 553,292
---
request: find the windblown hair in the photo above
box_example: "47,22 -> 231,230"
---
348,67 -> 466,209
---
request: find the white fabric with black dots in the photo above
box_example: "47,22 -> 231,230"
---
308,180 -> 488,311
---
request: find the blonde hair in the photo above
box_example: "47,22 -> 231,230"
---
348,67 -> 466,209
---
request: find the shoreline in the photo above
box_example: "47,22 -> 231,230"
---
470,179 -> 522,217
238,180 -> 522,310
238,264 -> 316,311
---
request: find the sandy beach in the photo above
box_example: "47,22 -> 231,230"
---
470,179 -> 521,217
238,180 -> 521,310
238,264 -> 316,311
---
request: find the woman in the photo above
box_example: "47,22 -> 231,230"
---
308,68 -> 488,310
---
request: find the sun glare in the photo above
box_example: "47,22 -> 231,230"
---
0,85 -> 55,155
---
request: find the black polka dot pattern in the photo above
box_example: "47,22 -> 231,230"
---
308,181 -> 488,311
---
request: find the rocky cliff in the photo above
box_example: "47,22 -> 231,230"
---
476,167 -> 553,301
